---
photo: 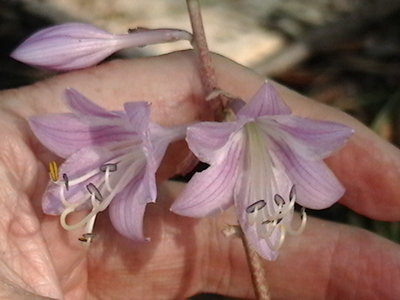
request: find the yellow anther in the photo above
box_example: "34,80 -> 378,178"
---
49,161 -> 59,182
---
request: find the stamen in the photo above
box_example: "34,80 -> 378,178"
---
101,164 -> 117,192
79,233 -> 96,243
258,219 -> 278,239
100,163 -> 117,173
246,200 -> 266,213
265,226 -> 286,251
60,205 -> 101,231
86,183 -> 103,201
262,217 -> 282,225
49,161 -> 59,182
63,173 -> 69,191
273,194 -> 285,206
286,207 -> 307,235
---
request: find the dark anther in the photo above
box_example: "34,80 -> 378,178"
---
262,217 -> 282,225
274,194 -> 285,206
100,163 -> 117,172
289,185 -> 296,201
246,200 -> 266,213
62,173 -> 69,191
78,233 -> 96,243
86,183 -> 103,201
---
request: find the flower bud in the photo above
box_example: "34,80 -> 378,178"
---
11,23 -> 192,71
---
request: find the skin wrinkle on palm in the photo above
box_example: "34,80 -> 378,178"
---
0,51 -> 399,299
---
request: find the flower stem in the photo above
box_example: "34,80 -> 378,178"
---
240,228 -> 271,300
186,0 -> 216,95
186,3 -> 271,296
186,0 -> 225,121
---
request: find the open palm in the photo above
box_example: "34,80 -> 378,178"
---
1,51 -> 400,300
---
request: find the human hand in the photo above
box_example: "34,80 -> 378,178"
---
0,51 -> 399,299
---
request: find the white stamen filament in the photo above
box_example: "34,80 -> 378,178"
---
104,166 -> 113,192
59,156 -> 145,231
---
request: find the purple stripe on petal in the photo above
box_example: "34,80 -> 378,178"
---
186,121 -> 242,163
108,177 -> 150,241
258,115 -> 353,160
20,23 -> 113,41
238,82 -> 291,118
64,89 -> 120,118
124,102 -> 151,133
29,114 -> 135,158
273,143 -> 345,209
171,134 -> 243,217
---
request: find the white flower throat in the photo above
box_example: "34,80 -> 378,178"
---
243,122 -> 307,250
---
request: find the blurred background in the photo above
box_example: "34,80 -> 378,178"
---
1,0 -> 400,299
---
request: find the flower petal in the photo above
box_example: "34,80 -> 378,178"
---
29,114 -> 135,158
171,133 -> 243,217
64,88 -> 120,118
186,121 -> 242,163
258,115 -> 353,160
237,82 -> 291,118
124,102 -> 151,133
108,176 -> 151,241
272,143 -> 345,209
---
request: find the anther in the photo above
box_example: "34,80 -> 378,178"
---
78,233 -> 96,243
100,163 -> 117,172
289,185 -> 296,201
62,173 -> 69,191
86,183 -> 103,201
274,194 -> 285,206
262,217 -> 282,225
246,200 -> 266,213
49,161 -> 59,182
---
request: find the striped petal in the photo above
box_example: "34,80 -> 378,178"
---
273,141 -> 345,209
171,132 -> 244,217
237,82 -> 291,118
186,121 -> 242,164
29,114 -> 135,158
64,88 -> 120,118
108,175 -> 151,241
258,115 -> 353,160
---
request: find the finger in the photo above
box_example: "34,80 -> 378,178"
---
210,55 -> 400,221
3,50 -> 400,220
203,206 -> 400,299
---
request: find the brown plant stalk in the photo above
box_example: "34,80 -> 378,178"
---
186,1 -> 271,299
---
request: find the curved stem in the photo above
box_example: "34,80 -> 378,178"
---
240,226 -> 271,300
